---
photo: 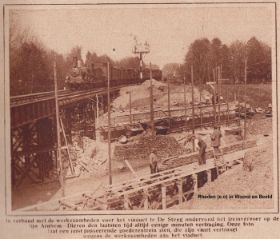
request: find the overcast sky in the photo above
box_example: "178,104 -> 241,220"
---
9,4 -> 274,68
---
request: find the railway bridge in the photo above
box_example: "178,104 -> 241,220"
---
10,86 -> 120,187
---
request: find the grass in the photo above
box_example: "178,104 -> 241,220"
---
200,83 -> 272,108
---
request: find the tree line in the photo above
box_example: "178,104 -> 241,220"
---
163,37 -> 271,84
9,27 -> 143,96
10,24 -> 271,96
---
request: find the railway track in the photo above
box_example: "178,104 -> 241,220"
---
10,89 -> 96,107
10,89 -> 68,106
10,84 -> 134,108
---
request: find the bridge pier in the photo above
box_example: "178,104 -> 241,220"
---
36,118 -> 55,181
11,118 -> 55,187
11,124 -> 34,187
10,88 -> 121,190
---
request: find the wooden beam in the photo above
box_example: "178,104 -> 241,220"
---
161,185 -> 167,209
124,160 -> 139,178
178,179 -> 183,207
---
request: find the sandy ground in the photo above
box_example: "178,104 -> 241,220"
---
12,162 -> 151,210
173,117 -> 274,210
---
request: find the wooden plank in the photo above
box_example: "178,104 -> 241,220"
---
109,151 -> 221,193
106,166 -> 179,190
124,194 -> 130,210
124,160 -> 139,178
161,185 -> 167,209
207,169 -> 212,183
223,150 -> 245,163
60,117 -> 75,174
178,179 -> 183,207
234,159 -> 243,164
20,147 -> 249,211
107,167 -> 184,192
144,189 -> 149,209
193,174 -> 198,193
109,159 -> 217,197
58,200 -> 79,210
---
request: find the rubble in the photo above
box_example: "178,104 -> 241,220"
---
67,136 -> 110,177
113,135 -> 186,169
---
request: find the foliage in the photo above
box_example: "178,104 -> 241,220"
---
114,56 -> 140,69
185,38 -> 210,84
183,37 -> 271,85
161,63 -> 180,80
9,19 -> 271,96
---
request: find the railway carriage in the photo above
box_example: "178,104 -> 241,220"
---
65,58 -> 162,90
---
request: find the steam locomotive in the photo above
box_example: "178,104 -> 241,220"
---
65,58 -> 162,90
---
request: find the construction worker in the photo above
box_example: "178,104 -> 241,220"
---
195,136 -> 207,165
211,94 -> 219,105
211,125 -> 225,173
211,125 -> 222,155
149,149 -> 159,174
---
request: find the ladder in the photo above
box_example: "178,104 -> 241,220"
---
213,148 -> 226,175
59,117 -> 75,175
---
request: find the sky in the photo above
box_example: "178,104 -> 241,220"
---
9,4 -> 274,68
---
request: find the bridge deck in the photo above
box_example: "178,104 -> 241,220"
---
18,146 -> 247,212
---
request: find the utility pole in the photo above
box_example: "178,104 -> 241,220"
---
183,73 -> 187,125
218,66 -> 221,125
54,61 -> 64,197
168,80 -> 171,118
129,91 -> 132,124
95,94 -> 100,153
107,62 -> 112,185
133,39 -> 150,81
212,69 -> 217,125
150,63 -> 155,136
191,65 -> 195,152
199,71 -> 202,129
244,57 -> 248,144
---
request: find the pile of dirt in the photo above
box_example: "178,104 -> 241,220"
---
112,79 -> 167,110
113,135 -> 186,169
